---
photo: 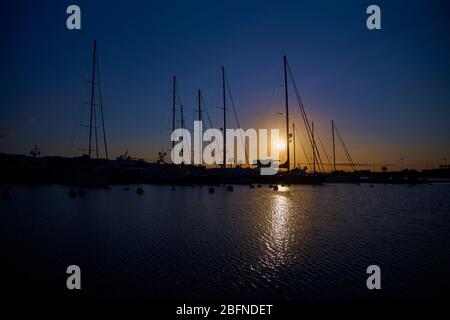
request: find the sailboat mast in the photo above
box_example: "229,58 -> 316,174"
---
312,121 -> 316,174
88,40 -> 97,159
94,101 -> 99,159
332,120 -> 336,173
293,122 -> 296,170
198,90 -> 202,123
181,105 -> 184,130
172,76 -> 176,149
96,46 -> 109,160
222,66 -> 226,168
198,89 -> 202,165
283,56 -> 290,172
180,104 -> 185,159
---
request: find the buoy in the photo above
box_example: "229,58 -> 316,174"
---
137,187 -> 144,195
369,185 -> 374,188
250,184 -> 255,189
226,185 -> 234,191
78,189 -> 86,197
269,185 -> 273,188
273,185 -> 279,191
171,186 -> 176,191
208,187 -> 215,194
68,190 -> 77,198
257,185 -> 262,188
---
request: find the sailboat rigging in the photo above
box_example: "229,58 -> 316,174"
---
86,40 -> 109,160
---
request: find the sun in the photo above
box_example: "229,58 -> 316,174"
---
277,140 -> 286,150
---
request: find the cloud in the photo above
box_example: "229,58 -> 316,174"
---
0,117 -> 39,143
0,128 -> 15,140
24,116 -> 38,125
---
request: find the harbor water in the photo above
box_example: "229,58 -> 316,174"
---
1,183 -> 449,299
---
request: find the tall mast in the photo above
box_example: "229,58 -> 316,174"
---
88,40 -> 97,159
198,89 -> 202,165
172,76 -> 176,149
181,105 -> 184,130
96,45 -> 109,160
222,66 -> 226,168
198,90 -> 202,123
293,122 -> 296,170
312,121 -> 316,174
332,120 -> 336,173
284,56 -> 290,172
94,102 -> 99,159
180,104 -> 184,159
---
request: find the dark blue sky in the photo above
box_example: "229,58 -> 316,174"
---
1,0 -> 449,169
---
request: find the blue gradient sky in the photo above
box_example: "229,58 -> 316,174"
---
1,0 -> 449,169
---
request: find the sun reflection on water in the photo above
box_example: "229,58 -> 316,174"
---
259,193 -> 294,269
271,194 -> 290,248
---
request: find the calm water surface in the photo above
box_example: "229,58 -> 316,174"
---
1,183 -> 449,299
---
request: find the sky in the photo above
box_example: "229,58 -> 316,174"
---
0,0 -> 449,170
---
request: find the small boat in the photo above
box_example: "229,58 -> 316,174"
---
68,190 -> 77,198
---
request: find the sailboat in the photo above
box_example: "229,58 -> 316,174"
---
327,120 -> 360,183
162,58 -> 324,185
63,40 -> 111,186
254,56 -> 324,184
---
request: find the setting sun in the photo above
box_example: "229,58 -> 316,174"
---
277,140 -> 286,150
